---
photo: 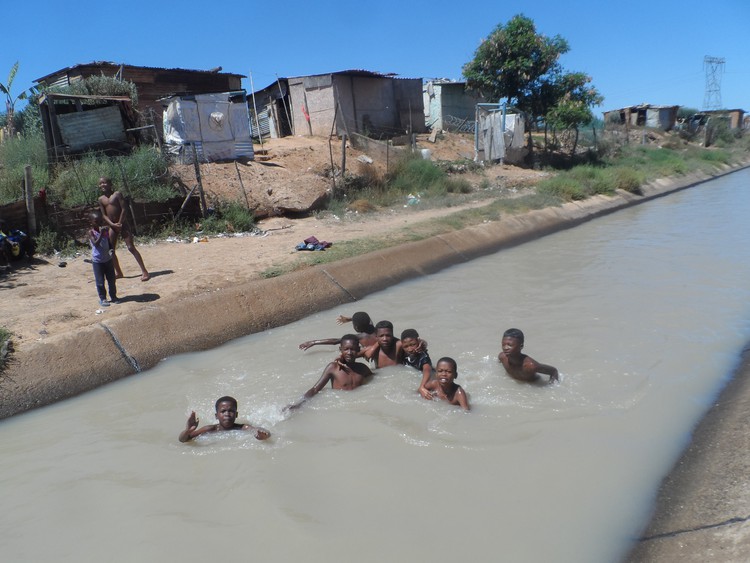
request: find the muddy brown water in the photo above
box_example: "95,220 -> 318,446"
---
2,170 -> 750,562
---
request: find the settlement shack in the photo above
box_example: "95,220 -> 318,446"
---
280,70 -> 425,139
34,62 -> 244,128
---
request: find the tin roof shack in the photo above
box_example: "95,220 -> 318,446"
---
603,104 -> 678,131
34,62 -> 243,127
37,92 -> 141,163
423,80 -> 486,132
162,91 -> 254,163
248,79 -> 292,140
287,70 -> 426,138
703,108 -> 746,129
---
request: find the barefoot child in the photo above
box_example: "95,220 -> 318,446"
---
498,328 -> 559,384
98,177 -> 150,281
179,396 -> 270,442
422,357 -> 469,411
88,211 -> 119,307
400,328 -> 434,400
286,334 -> 373,411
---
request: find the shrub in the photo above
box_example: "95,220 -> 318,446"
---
198,201 -> 255,233
0,134 -> 49,204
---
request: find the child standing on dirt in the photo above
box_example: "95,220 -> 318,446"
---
88,211 -> 119,307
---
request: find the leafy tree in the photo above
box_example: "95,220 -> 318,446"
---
1,61 -> 29,138
463,15 -> 602,157
545,72 -> 603,154
463,15 -> 569,115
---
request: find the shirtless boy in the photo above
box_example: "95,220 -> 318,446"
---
178,396 -> 270,442
298,311 -> 377,350
363,320 -> 404,368
98,177 -> 150,281
286,334 -> 373,411
498,328 -> 559,384
422,357 -> 469,411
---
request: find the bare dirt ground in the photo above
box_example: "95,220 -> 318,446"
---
0,132 -> 546,355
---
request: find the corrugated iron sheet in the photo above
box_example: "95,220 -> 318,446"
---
57,105 -> 126,150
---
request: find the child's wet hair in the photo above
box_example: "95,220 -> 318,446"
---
503,328 -> 525,343
401,328 -> 419,341
215,396 -> 238,410
375,320 -> 393,331
340,334 -> 360,347
351,312 -> 373,332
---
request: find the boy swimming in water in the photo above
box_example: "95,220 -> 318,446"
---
178,396 -> 270,442
298,311 -> 377,350
422,357 -> 469,411
400,328 -> 434,400
363,320 -> 404,368
286,334 -> 373,411
498,328 -> 559,384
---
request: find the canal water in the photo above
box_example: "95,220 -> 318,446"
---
2,170 -> 749,562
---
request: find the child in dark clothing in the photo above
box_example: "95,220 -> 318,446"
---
401,328 -> 434,400
88,211 -> 119,307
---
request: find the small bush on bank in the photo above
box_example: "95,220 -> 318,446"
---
200,201 -> 255,233
0,134 -> 49,204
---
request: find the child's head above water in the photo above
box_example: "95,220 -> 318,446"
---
503,328 -> 524,344
435,357 -> 458,381
351,311 -> 374,333
400,328 -> 420,356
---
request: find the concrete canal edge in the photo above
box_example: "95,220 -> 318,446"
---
625,343 -> 750,562
2,161 -> 749,561
1,161 -> 748,421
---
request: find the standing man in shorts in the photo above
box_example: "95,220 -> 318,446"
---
98,177 -> 150,281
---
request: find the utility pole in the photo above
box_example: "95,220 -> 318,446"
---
703,56 -> 725,110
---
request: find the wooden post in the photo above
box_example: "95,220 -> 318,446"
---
340,134 -> 347,178
23,165 -> 37,235
234,161 -> 251,210
191,143 -> 208,217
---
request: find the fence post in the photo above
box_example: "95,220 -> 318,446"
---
23,165 -> 37,235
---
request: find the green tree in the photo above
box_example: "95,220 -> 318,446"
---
545,71 -> 603,155
1,61 -> 28,138
463,15 -> 569,115
463,15 -> 602,158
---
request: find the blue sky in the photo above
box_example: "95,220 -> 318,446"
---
4,0 -> 749,116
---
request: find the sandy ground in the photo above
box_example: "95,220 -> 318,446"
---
0,198 -> 513,351
1,132 -> 546,355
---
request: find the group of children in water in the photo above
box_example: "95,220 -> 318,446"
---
178,312 -> 559,443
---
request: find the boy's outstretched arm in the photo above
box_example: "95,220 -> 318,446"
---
455,387 -> 470,411
535,362 -> 559,383
418,364 -> 433,400
245,424 -> 271,440
284,367 -> 333,412
299,338 -> 341,351
336,315 -> 352,325
179,411 -> 199,442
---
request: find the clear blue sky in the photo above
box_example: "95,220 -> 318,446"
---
4,0 -> 749,116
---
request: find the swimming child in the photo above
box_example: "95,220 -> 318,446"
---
498,328 -> 559,384
422,357 -> 469,411
88,211 -> 119,307
363,320 -> 404,368
178,396 -> 270,442
286,334 -> 374,411
299,311 -> 377,350
400,328 -> 434,400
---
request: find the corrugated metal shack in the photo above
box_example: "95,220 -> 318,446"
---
285,70 -> 426,138
603,104 -> 679,131
37,93 -> 140,163
34,62 -> 244,128
249,79 -> 292,140
423,80 -> 486,132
